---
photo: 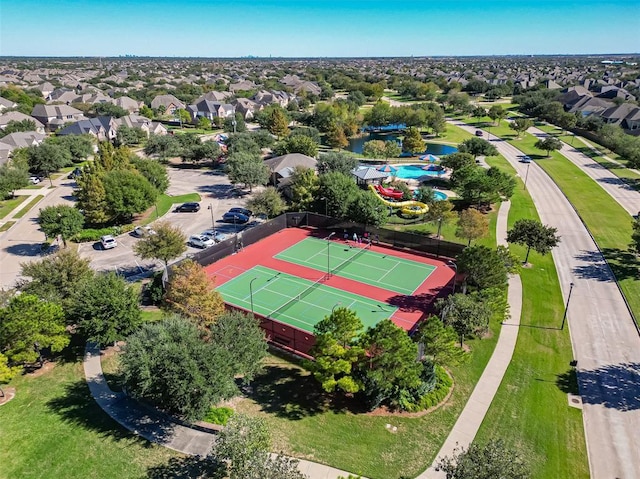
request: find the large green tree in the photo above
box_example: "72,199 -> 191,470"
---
38,205 -> 85,247
225,152 -> 270,192
437,293 -> 492,347
308,308 -> 365,394
133,221 -> 186,267
130,157 -> 169,193
506,219 -> 560,263
436,439 -> 530,479
70,272 -> 142,345
348,190 -> 388,227
74,168 -> 109,224
632,216 -> 640,254
509,117 -> 533,138
457,137 -> 498,159
262,105 -> 290,138
455,208 -> 489,246
317,171 -> 360,219
317,151 -> 359,176
103,169 -> 157,222
246,186 -> 286,218
457,245 -> 508,292
402,127 -> 425,155
274,134 -> 318,157
535,136 -> 563,157
414,316 -> 467,367
487,105 -> 506,125
289,165 -> 319,211
27,143 -> 71,184
0,352 -> 21,397
49,135 -> 93,163
0,161 -> 29,198
144,134 -> 182,160
0,294 -> 69,365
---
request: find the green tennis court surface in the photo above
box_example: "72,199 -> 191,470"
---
275,237 -> 436,295
216,265 -> 398,333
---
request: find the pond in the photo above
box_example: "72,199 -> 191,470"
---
346,132 -> 457,156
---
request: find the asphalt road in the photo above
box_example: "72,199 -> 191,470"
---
451,120 -> 640,479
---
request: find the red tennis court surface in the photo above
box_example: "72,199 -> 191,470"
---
204,227 -> 454,355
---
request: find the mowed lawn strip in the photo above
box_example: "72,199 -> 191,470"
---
0,195 -> 27,219
474,152 -> 590,478
13,195 -> 44,219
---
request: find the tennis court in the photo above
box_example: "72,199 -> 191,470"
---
215,265 -> 398,333
274,237 -> 436,295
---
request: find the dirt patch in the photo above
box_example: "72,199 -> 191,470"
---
100,342 -> 125,359
25,361 -> 56,378
0,387 -> 16,406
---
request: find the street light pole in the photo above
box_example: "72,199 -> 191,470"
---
331,302 -> 342,314
523,162 -> 531,190
436,217 -> 443,258
320,196 -> 328,217
448,261 -> 458,295
208,204 -> 215,232
560,282 -> 575,330
249,277 -> 259,315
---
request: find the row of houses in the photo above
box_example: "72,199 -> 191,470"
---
559,86 -> 640,132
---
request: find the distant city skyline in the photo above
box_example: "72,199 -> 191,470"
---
1,0 -> 638,57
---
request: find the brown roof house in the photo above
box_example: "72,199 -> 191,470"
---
31,104 -> 85,131
150,94 -> 185,114
264,153 -> 317,188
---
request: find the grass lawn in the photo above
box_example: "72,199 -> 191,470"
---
474,155 -> 589,478
432,123 -> 474,145
0,360 -> 178,479
0,221 -> 15,232
0,195 -> 27,219
139,192 -> 202,225
12,195 -> 44,219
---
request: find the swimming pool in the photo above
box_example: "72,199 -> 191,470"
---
394,164 -> 445,180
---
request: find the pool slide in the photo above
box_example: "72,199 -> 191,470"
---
368,184 -> 428,215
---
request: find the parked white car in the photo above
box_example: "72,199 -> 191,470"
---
134,225 -> 156,237
188,234 -> 215,249
100,235 -> 117,250
201,229 -> 229,243
29,176 -> 41,184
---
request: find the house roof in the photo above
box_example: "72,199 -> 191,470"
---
31,104 -> 83,117
351,167 -> 390,181
0,111 -> 44,129
264,153 -> 317,173
150,94 -> 185,110
58,116 -> 114,136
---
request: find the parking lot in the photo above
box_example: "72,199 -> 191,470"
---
77,166 -> 260,277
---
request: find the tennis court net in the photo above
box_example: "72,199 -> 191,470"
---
266,275 -> 326,319
330,243 -> 371,277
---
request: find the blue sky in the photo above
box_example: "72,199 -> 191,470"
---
0,0 -> 638,57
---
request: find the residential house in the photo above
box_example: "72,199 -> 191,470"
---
115,114 -> 167,136
111,96 -> 142,113
0,97 -> 17,112
621,108 -> 640,132
229,80 -> 257,93
187,99 -> 235,122
600,103 -> 638,126
31,104 -> 85,131
0,131 -> 46,166
0,111 -> 45,133
232,98 -> 262,120
34,82 -> 55,98
567,96 -> 615,117
57,116 -> 117,141
150,94 -> 185,114
263,153 -> 317,188
252,89 -> 295,108
194,91 -> 232,103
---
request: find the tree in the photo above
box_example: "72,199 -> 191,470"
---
0,294 -> 69,365
487,105 -> 506,126
103,169 -> 157,222
0,161 -> 29,198
317,171 -> 360,219
441,152 -> 476,171
74,168 -> 109,225
274,134 -> 318,157
70,272 -> 142,345
121,317 -> 237,420
38,205 -> 84,247
362,140 -> 387,159
471,106 -> 486,123
357,319 -> 423,410
130,157 -> 169,193
197,116 -> 212,130
0,119 -> 36,137
27,143 -> 70,184
402,127 -> 425,155
225,152 -> 270,192
50,135 -> 94,163
506,219 -> 560,263
0,352 -> 21,397
208,310 -> 267,383
457,245 -> 508,292
115,125 -> 146,146
384,140 -> 402,159
458,137 -> 498,159
632,216 -> 640,254
436,439 -> 530,479
210,414 -> 306,479
289,166 -> 319,211
424,199 -> 456,228
317,151 -> 358,176
133,221 -> 186,267
414,316 -> 467,367
509,118 -> 533,138
19,248 -> 93,308
144,134 -> 182,160
455,209 -> 489,245
246,186 -> 286,218
164,259 -> 225,328
263,106 -> 290,138
535,136 -> 562,157
437,293 -> 492,347
308,308 -> 364,394
326,123 -> 349,150
348,190 -> 388,227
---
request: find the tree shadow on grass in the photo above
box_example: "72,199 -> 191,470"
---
243,365 -> 366,420
145,456 -> 223,479
572,248 -> 640,283
557,363 -> 640,411
46,380 -> 146,443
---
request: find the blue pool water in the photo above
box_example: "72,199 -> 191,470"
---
394,164 -> 446,180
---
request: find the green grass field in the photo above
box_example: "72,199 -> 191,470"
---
0,360 -> 177,479
12,195 -> 44,219
0,195 -> 27,219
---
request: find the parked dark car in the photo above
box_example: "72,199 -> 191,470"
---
68,167 -> 83,179
228,207 -> 252,217
221,212 -> 250,224
176,202 -> 200,212
475,130 -> 484,137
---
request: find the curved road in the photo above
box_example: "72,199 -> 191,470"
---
451,120 -> 640,479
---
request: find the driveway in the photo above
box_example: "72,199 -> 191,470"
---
451,120 -> 640,479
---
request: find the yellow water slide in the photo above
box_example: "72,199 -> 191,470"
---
367,184 -> 428,215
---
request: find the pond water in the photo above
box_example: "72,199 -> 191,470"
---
346,132 -> 457,156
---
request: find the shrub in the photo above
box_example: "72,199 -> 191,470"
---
416,365 -> 453,411
203,406 -> 234,425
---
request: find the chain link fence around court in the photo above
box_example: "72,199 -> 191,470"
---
180,211 -> 463,274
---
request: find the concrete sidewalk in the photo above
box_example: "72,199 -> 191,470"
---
83,344 -> 362,479
418,201 -> 523,478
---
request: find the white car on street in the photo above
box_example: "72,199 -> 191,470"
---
100,235 -> 117,250
188,234 -> 215,249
